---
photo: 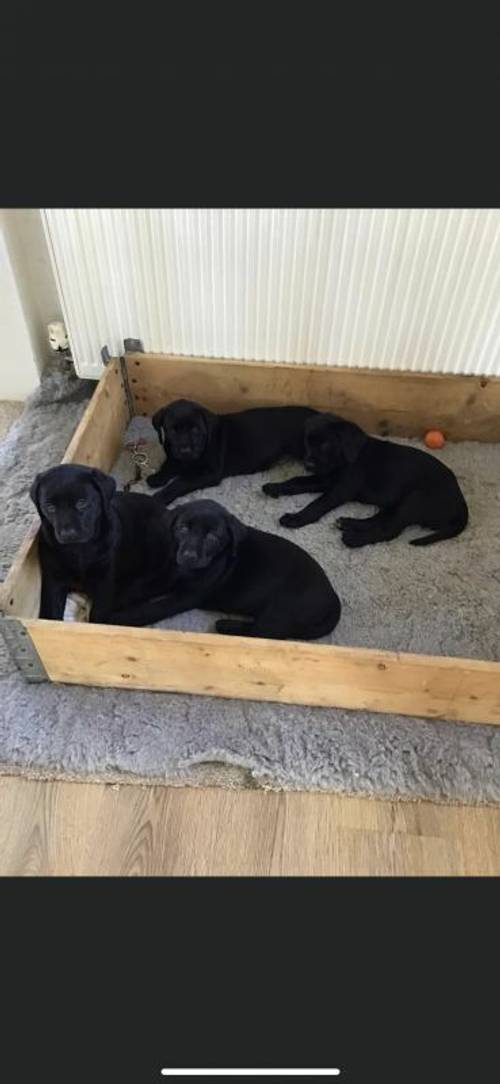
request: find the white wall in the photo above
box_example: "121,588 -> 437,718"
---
0,209 -> 63,399
44,208 -> 500,380
0,221 -> 41,399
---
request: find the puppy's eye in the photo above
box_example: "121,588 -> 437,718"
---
177,524 -> 189,536
76,499 -> 88,510
45,503 -> 56,513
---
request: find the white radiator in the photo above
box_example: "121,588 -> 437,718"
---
42,209 -> 500,380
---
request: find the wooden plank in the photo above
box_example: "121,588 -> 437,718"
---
21,619 -> 500,727
62,360 -> 130,470
0,364 -> 129,619
0,526 -> 41,619
124,352 -> 500,442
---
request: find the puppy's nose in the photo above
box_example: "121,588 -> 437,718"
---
57,526 -> 80,543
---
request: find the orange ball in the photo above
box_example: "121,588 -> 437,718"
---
424,429 -> 445,449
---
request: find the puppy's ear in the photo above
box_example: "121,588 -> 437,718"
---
90,468 -> 117,510
161,506 -> 178,557
227,512 -> 247,557
167,505 -> 181,531
199,405 -> 218,446
152,406 -> 168,446
29,471 -> 47,512
302,417 -> 314,453
340,422 -> 367,464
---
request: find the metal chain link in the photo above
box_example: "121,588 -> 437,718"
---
123,438 -> 151,491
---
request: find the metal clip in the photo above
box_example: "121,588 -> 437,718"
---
123,338 -> 144,353
0,618 -> 48,682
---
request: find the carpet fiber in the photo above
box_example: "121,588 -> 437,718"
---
1,363 -> 500,806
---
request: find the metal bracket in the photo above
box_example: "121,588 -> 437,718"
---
123,338 -> 144,353
119,356 -> 136,420
102,340 -> 144,365
120,338 -> 144,419
0,617 -> 48,682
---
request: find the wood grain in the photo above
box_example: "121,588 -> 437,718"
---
0,526 -> 41,619
3,776 -> 500,875
124,351 -> 500,442
62,361 -> 130,471
21,619 -> 500,728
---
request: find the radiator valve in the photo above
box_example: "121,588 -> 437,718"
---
47,320 -> 69,352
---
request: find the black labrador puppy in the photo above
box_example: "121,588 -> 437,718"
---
110,499 -> 341,640
263,414 -> 468,547
30,464 -> 171,621
146,398 -> 317,502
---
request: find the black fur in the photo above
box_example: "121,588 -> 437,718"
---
263,414 -> 468,547
147,398 -> 317,502
30,464 -> 171,621
109,499 -> 342,640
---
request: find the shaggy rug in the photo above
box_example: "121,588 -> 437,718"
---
1,361 -> 500,806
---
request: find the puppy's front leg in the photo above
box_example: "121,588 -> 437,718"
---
263,474 -> 326,498
39,575 -> 69,620
103,591 -> 199,627
279,476 -> 360,529
88,571 -> 117,624
146,462 -> 179,489
155,472 -> 222,505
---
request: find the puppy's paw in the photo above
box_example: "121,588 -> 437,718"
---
262,482 -> 282,498
279,512 -> 304,529
341,529 -> 368,548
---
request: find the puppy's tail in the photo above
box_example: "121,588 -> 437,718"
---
410,503 -> 468,547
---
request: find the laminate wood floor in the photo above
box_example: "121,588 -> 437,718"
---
1,776 -> 499,875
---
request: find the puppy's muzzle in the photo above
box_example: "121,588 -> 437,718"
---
55,526 -> 87,544
177,546 -> 202,569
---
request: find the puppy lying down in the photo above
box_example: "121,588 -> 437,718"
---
30,465 -> 340,641
105,499 -> 342,641
264,414 -> 469,547
146,398 -> 317,503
